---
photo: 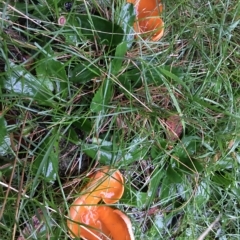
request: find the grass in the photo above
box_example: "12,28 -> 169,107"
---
0,0 -> 240,239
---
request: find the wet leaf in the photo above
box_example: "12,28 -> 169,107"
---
72,119 -> 92,133
32,133 -> 59,184
82,141 -> 117,165
66,14 -> 124,46
211,173 -> 233,188
90,79 -> 113,112
166,166 -> 183,184
69,63 -> 101,83
160,166 -> 183,201
146,167 -> 165,207
112,41 -> 128,74
0,116 -> 11,156
120,137 -> 149,166
194,180 -> 210,208
118,3 -> 136,48
119,65 -> 184,92
172,136 -> 204,173
82,137 -> 148,166
4,62 -> 54,106
36,57 -> 68,98
122,186 -> 148,208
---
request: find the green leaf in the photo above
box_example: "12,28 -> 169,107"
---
118,68 -> 142,91
119,65 -> 184,92
82,137 -> 149,166
146,167 -> 165,207
82,143 -> 115,165
159,67 -> 186,90
147,213 -> 165,238
0,116 -> 11,156
166,166 -> 183,184
178,157 -> 204,173
160,166 -> 183,201
112,41 -> 128,75
32,132 -> 59,184
119,65 -> 164,91
118,3 -> 136,48
194,180 -> 210,208
36,57 -> 68,98
120,137 -> 149,166
121,186 -> 148,208
82,138 -> 117,164
72,119 -> 92,133
150,141 -> 166,160
4,62 -> 54,106
69,63 -> 101,83
90,79 -> 113,112
215,157 -> 234,170
211,173 -> 233,188
172,136 -> 203,173
67,14 -> 124,46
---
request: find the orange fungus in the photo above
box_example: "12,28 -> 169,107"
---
67,166 -> 134,240
128,0 -> 164,41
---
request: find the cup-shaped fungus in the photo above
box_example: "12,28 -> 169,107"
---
128,0 -> 164,41
83,166 -> 125,204
67,167 -> 134,240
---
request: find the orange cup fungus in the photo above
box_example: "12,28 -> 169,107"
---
67,166 -> 134,240
128,0 -> 164,41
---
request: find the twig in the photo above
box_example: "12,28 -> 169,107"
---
197,214 -> 222,240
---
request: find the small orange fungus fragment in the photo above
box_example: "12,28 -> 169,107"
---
128,0 -> 164,41
67,166 -> 134,240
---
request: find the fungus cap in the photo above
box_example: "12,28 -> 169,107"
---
68,205 -> 134,240
83,167 -> 124,205
128,0 -> 164,41
67,167 -> 133,239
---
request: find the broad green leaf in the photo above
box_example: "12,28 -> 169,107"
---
194,180 -> 210,208
150,141 -> 167,159
112,41 -> 128,75
177,157 -> 203,173
4,62 -> 54,106
66,14 -> 124,46
90,79 -> 113,112
211,173 -> 233,188
32,132 -> 59,184
118,68 -> 142,91
119,65 -> 184,91
36,57 -> 68,98
69,63 -> 101,83
160,166 -> 183,201
166,166 -> 183,184
159,67 -> 187,90
82,137 -> 149,166
118,3 -> 136,48
231,185 -> 240,201
82,137 -> 116,164
72,119 -> 92,133
172,136 -> 203,173
0,116 -> 11,156
146,167 -> 165,207
215,156 -> 235,170
119,137 -> 149,166
66,127 -> 79,143
122,186 -> 148,208
82,141 -> 118,165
